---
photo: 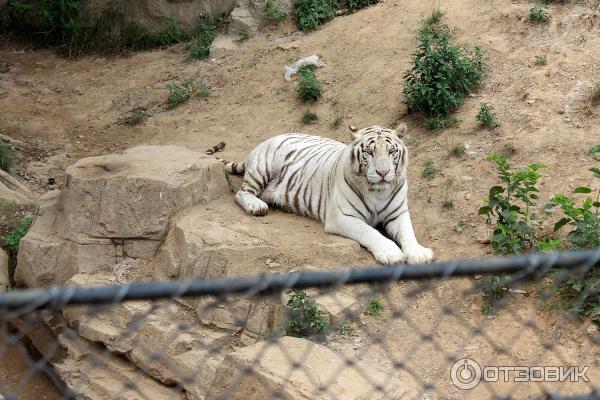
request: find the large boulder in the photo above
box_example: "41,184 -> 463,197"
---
0,169 -> 34,205
16,145 -> 229,288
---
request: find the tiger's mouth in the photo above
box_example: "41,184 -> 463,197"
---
367,181 -> 391,191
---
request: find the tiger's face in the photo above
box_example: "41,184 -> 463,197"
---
349,124 -> 408,191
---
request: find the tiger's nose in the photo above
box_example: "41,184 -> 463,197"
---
376,169 -> 389,178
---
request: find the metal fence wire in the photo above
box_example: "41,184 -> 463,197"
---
1,249 -> 599,400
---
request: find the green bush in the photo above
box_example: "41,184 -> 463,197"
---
167,78 -> 198,109
479,154 -> 545,255
0,1 -> 216,57
123,109 -> 148,126
403,9 -> 484,129
0,140 -> 15,173
365,297 -> 382,316
285,290 -> 328,337
295,0 -> 335,32
476,103 -> 500,129
346,0 -> 379,11
265,0 -> 286,22
302,109 -> 318,124
186,17 -> 216,59
297,66 -> 322,101
528,4 -> 549,23
421,160 -> 437,180
4,216 -> 32,255
480,274 -> 509,315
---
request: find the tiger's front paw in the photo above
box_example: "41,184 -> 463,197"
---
372,244 -> 406,265
403,245 -> 434,264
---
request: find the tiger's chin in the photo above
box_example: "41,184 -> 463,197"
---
367,182 -> 390,191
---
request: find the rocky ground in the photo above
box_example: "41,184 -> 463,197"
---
1,0 -> 600,398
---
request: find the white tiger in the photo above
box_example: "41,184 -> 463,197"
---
221,123 -> 434,265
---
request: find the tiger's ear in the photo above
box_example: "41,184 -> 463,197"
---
395,123 -> 408,138
348,125 -> 361,140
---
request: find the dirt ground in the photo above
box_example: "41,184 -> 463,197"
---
0,0 -> 599,398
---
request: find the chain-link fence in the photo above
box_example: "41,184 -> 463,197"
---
1,249 -> 599,400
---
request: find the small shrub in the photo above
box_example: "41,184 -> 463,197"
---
4,216 -> 32,255
265,0 -> 286,22
424,116 -> 460,131
200,83 -> 211,98
479,155 -> 545,255
295,0 -> 335,32
330,113 -> 343,129
591,81 -> 600,104
421,160 -> 437,180
285,290 -> 329,337
450,143 -> 466,157
366,297 -> 383,316
403,9 -> 484,129
534,54 -> 547,66
550,169 -> 600,250
528,4 -> 549,23
186,17 -> 216,60
476,103 -> 500,129
442,200 -> 454,210
123,109 -> 148,126
346,0 -> 379,11
238,28 -> 250,40
167,78 -> 198,109
0,140 -> 15,173
297,66 -> 322,101
480,274 -> 509,314
302,109 -> 318,124
337,321 -> 356,336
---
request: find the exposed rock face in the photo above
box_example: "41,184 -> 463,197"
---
210,336 -> 419,399
82,0 -> 236,29
0,248 -> 9,291
14,145 -> 409,400
0,169 -> 34,205
16,145 -> 229,288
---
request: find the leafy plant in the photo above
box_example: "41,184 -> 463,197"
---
346,0 -> 379,11
534,54 -> 547,66
442,199 -> 454,210
238,28 -> 250,40
186,17 -> 216,60
480,274 -> 509,314
591,81 -> 600,104
424,115 -> 460,131
403,9 -> 484,130
4,216 -> 32,255
295,0 -> 335,32
302,109 -> 318,124
200,83 -> 211,98
421,160 -> 437,180
366,297 -> 383,316
285,290 -> 329,337
0,140 -> 15,173
450,143 -> 466,157
0,1 -> 215,57
550,168 -> 600,250
297,66 -> 322,101
528,4 -> 549,23
123,109 -> 148,126
479,154 -> 545,255
166,78 -> 198,109
476,103 -> 500,129
265,0 -> 286,22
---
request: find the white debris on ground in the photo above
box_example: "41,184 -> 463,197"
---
284,55 -> 325,81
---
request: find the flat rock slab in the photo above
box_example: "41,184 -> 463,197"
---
156,199 -> 370,281
210,336 -> 419,399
